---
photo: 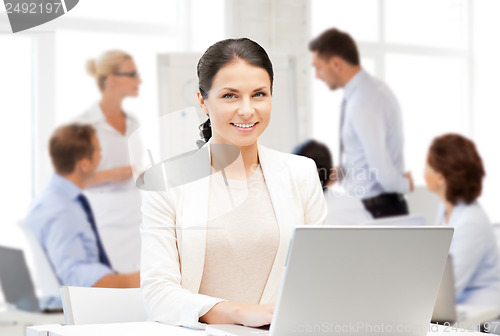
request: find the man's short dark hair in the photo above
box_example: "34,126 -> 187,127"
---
309,28 -> 360,66
49,123 -> 96,175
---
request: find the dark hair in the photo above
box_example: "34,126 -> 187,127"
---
49,123 -> 96,175
309,28 -> 360,66
293,139 -> 333,191
196,38 -> 274,144
427,133 -> 485,205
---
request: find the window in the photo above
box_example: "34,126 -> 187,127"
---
67,0 -> 180,25
385,53 -> 468,179
385,0 -> 467,49
471,0 -> 500,224
311,0 -> 379,43
190,0 -> 225,51
0,35 -> 34,246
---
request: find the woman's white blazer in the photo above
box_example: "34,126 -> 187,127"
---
140,143 -> 327,328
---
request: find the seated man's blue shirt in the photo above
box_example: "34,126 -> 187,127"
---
25,174 -> 113,288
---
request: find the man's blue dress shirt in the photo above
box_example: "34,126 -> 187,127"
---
25,174 -> 113,288
340,69 -> 410,199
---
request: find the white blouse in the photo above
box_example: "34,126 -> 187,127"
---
77,102 -> 140,192
74,102 -> 142,272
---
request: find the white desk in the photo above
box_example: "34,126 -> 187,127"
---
23,305 -> 498,336
457,304 -> 499,330
27,322 -> 491,336
27,322 -> 204,336
0,306 -> 65,336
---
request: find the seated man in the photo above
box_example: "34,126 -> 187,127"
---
25,123 -> 139,289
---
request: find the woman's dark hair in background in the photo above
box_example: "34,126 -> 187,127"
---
427,133 -> 485,205
293,139 -> 333,191
196,38 -> 274,145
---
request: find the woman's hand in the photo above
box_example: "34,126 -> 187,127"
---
200,302 -> 274,327
234,303 -> 274,327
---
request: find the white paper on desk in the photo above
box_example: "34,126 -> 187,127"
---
44,321 -> 206,336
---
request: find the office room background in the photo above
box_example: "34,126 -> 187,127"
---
1,0 -> 500,259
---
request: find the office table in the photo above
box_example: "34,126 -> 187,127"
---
456,304 -> 499,331
27,322 -> 204,336
24,305 -> 499,336
27,321 -> 493,336
0,305 -> 64,336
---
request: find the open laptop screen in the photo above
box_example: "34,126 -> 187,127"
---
0,245 -> 41,312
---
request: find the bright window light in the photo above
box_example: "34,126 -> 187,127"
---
66,0 -> 179,25
311,0 -> 379,42
0,35 -> 33,247
385,0 -> 467,48
385,54 -> 468,185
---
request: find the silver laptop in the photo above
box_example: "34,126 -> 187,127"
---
0,245 -> 62,313
362,214 -> 425,226
431,256 -> 457,323
206,226 -> 453,336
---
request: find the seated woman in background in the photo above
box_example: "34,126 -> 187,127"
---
140,38 -> 327,329
293,139 -> 371,226
425,133 -> 500,308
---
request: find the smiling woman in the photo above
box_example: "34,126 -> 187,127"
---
196,38 -> 274,179
200,60 -> 271,144
140,38 -> 327,329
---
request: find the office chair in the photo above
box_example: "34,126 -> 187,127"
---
18,222 -> 61,301
405,186 -> 440,225
60,286 -> 147,324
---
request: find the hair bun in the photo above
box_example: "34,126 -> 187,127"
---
86,59 -> 97,77
198,118 -> 212,145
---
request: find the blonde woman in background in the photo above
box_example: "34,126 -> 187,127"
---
75,50 -> 143,273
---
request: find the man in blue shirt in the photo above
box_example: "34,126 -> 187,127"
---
309,28 -> 414,218
25,123 -> 139,288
